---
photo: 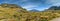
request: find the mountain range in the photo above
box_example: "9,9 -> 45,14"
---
29,6 -> 60,12
48,6 -> 60,10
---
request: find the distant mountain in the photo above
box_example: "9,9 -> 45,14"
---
48,6 -> 60,10
29,9 -> 40,12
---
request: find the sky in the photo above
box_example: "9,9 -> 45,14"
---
0,0 -> 60,11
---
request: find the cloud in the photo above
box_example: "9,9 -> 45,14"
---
22,4 -> 39,10
52,3 -> 60,6
46,0 -> 60,6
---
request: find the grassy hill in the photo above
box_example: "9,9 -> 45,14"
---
0,3 -> 28,21
0,3 -> 60,21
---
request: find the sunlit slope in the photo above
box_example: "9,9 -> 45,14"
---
0,3 -> 28,21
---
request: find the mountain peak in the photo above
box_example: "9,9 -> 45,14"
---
48,6 -> 60,10
29,9 -> 40,12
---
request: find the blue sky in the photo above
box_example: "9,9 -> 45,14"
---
0,0 -> 60,11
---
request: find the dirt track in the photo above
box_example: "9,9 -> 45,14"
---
50,17 -> 60,21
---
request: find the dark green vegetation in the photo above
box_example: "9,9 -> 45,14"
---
0,3 -> 60,21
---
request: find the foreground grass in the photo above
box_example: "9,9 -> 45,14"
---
0,7 -> 60,21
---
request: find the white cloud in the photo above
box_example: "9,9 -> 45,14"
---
22,5 -> 38,9
52,3 -> 60,6
46,0 -> 60,6
21,4 -> 39,10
